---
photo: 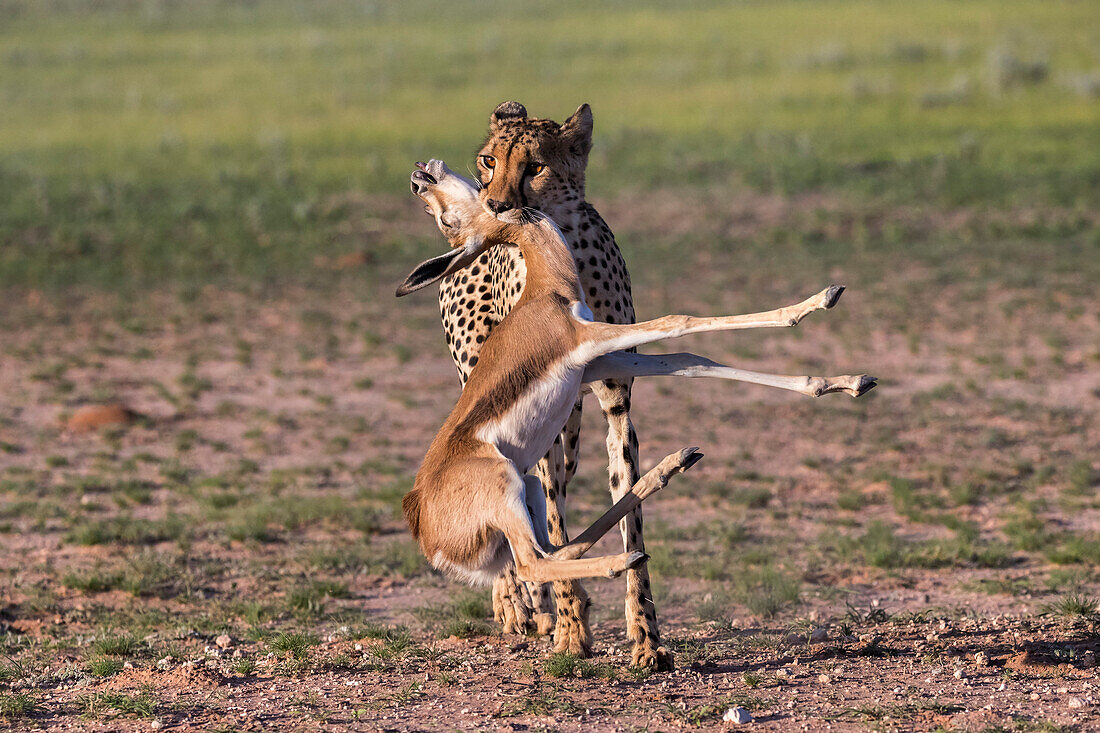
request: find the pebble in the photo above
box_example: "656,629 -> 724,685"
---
809,627 -> 829,644
723,707 -> 753,724
150,721 -> 164,730
215,634 -> 233,649
975,651 -> 989,667
1068,698 -> 1087,709
818,674 -> 833,684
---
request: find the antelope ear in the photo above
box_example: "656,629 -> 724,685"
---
489,101 -> 528,131
395,240 -> 485,297
559,103 -> 593,156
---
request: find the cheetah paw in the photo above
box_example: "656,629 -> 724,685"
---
631,641 -> 674,671
493,576 -> 533,635
533,612 -> 555,637
552,615 -> 593,658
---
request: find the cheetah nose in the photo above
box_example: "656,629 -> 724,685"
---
486,198 -> 512,215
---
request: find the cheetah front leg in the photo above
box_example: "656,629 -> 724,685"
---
590,378 -> 672,671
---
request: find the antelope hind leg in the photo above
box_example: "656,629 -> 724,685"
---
583,352 -> 877,398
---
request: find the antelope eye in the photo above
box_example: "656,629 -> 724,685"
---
479,155 -> 496,169
529,163 -> 546,175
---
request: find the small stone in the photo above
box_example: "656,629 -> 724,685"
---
784,633 -> 804,645
215,634 -> 233,649
1068,697 -> 1087,709
723,707 -> 753,724
954,668 -> 966,680
975,651 -> 989,667
818,673 -> 833,684
150,721 -> 164,731
809,626 -> 829,644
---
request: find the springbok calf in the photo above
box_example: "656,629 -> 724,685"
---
398,160 -> 874,600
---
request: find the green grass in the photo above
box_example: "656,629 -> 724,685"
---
1042,593 -> 1099,619
733,566 -> 802,618
287,580 -> 350,617
269,632 -> 319,660
413,589 -> 494,638
834,520 -> 1015,570
92,634 -> 140,657
77,690 -> 155,719
64,514 -> 187,546
0,692 -> 36,719
2,0 -> 1099,291
544,653 -> 617,680
86,656 -> 123,677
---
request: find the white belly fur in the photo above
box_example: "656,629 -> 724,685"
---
476,361 -> 584,473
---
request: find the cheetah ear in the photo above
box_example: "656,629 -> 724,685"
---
489,101 -> 528,131
559,103 -> 593,157
396,238 -> 487,297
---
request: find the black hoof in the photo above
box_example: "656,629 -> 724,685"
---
855,375 -> 878,397
824,285 -> 845,309
682,449 -> 704,470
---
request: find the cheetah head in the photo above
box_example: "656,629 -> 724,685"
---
476,101 -> 593,220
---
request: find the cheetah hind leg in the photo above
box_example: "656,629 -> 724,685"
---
523,579 -> 556,637
492,566 -> 533,635
544,405 -> 593,656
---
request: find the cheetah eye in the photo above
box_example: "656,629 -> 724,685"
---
479,155 -> 496,169
528,163 -> 546,176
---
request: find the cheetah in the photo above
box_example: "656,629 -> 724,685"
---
435,101 -> 670,668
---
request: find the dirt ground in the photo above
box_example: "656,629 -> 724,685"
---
1,192 -> 1098,731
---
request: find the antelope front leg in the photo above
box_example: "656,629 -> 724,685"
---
581,286 -> 846,358
584,352 -> 878,398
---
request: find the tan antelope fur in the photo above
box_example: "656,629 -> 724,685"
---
398,160 -> 875,624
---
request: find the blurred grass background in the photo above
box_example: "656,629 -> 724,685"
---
1,0 -> 1098,291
